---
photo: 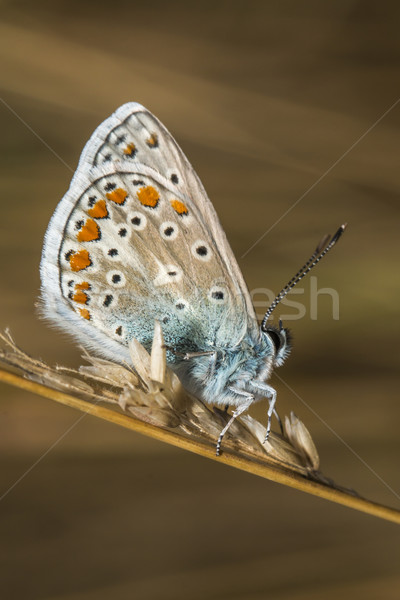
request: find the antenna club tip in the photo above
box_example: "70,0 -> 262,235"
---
331,222 -> 347,244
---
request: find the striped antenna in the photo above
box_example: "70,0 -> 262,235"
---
261,223 -> 347,330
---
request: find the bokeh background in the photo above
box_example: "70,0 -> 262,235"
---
1,1 -> 399,598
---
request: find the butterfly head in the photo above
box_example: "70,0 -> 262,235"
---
261,321 -> 292,367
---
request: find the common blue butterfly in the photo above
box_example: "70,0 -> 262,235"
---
40,103 -> 345,454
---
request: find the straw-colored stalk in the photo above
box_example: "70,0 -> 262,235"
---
0,327 -> 399,524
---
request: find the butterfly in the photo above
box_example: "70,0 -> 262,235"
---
40,103 -> 345,455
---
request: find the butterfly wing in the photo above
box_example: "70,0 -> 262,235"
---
40,103 -> 257,363
78,103 -> 257,322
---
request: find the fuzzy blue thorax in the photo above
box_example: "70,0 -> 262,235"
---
173,329 -> 279,408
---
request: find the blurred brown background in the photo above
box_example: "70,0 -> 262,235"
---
1,1 -> 399,598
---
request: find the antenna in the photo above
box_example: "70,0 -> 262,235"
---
261,223 -> 347,330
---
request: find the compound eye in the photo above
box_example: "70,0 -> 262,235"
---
267,327 -> 282,354
264,324 -> 292,367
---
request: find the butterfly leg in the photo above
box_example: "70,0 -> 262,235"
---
263,386 -> 277,442
163,346 -> 216,361
251,382 -> 277,442
273,408 -> 284,435
181,350 -> 216,361
216,392 -> 254,457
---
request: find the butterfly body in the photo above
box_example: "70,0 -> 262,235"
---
173,328 -> 277,407
41,102 -> 293,451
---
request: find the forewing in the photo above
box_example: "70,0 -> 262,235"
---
40,104 -> 257,362
78,103 -> 257,322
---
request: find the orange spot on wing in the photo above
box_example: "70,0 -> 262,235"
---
106,188 -> 128,205
69,249 -> 92,272
79,308 -> 90,320
170,199 -> 188,215
146,133 -> 158,148
88,199 -> 108,219
75,281 -> 90,290
123,142 -> 136,156
137,186 -> 159,208
73,290 -> 89,304
76,219 -> 100,242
